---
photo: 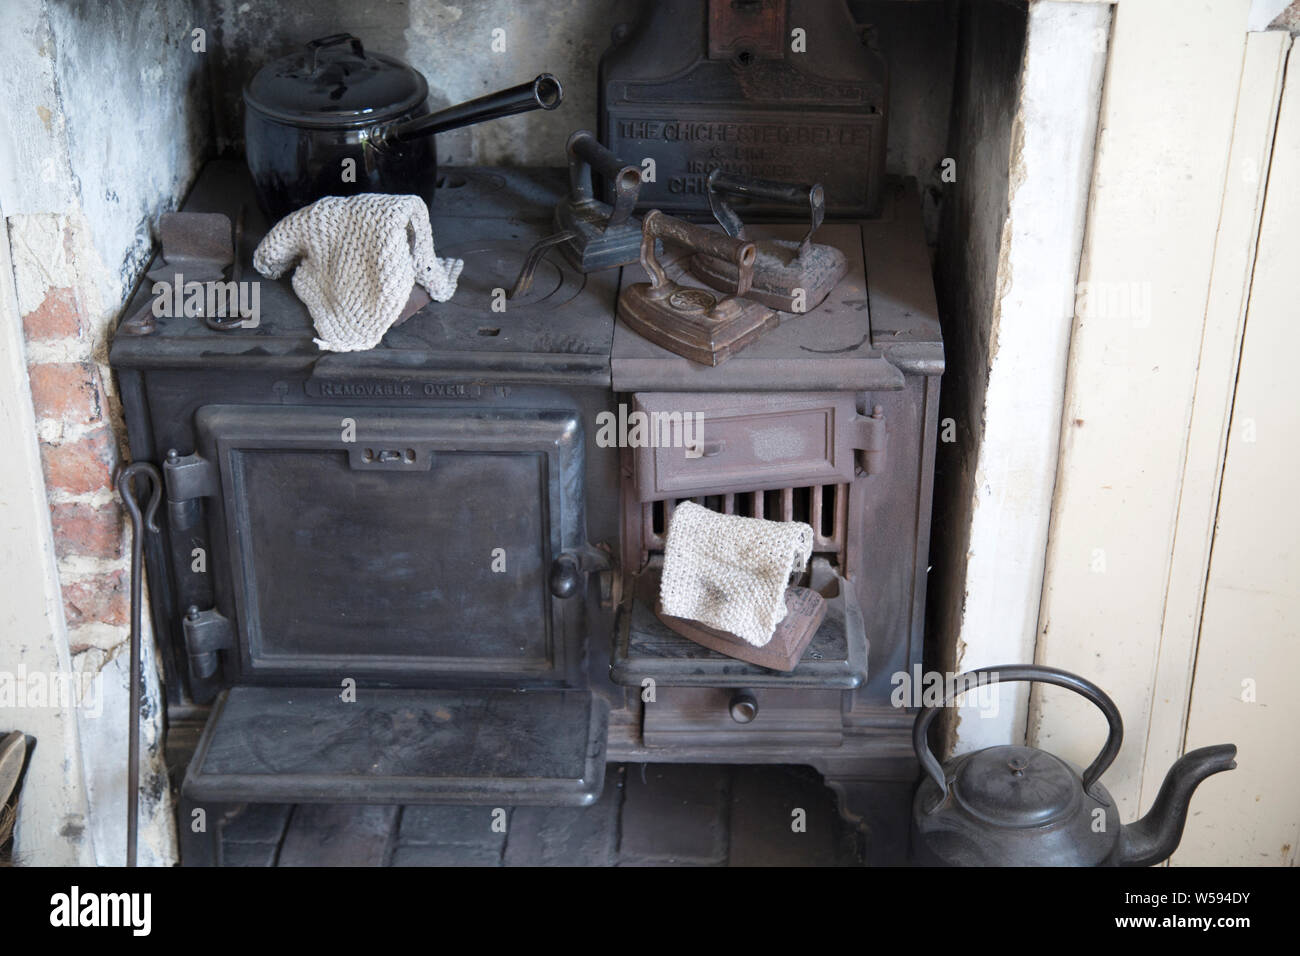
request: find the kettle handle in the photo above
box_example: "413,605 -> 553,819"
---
913,664 -> 1124,803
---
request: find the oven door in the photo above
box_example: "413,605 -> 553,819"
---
188,404 -> 589,685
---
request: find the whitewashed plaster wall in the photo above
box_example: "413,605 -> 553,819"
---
0,0 -> 209,865
941,0 -> 1109,754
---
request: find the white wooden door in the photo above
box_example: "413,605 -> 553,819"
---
1171,38 -> 1300,867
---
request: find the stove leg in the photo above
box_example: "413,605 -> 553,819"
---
823,777 -> 915,866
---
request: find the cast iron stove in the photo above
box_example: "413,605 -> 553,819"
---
111,159 -> 943,865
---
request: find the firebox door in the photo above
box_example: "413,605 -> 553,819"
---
181,404 -> 593,686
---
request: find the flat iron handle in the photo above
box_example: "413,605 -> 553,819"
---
706,169 -> 825,256
641,209 -> 757,297
568,131 -> 641,228
913,665 -> 1124,808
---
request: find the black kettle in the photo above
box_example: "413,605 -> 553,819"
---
911,665 -> 1237,866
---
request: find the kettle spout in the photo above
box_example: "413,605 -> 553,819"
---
1116,744 -> 1237,866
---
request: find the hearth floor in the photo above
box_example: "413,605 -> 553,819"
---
216,764 -> 865,866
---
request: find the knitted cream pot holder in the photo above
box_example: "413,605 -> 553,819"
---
253,193 -> 464,352
659,501 -> 815,647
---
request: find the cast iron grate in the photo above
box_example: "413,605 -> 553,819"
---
642,483 -> 848,566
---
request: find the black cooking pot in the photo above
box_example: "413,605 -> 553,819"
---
244,34 -> 563,220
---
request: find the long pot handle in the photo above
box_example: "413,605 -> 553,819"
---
383,74 -> 563,145
706,169 -> 825,257
913,664 -> 1124,805
640,209 -> 757,298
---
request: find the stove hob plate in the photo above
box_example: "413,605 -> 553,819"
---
110,164 -> 621,383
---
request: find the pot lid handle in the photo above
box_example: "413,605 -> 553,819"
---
307,33 -> 365,71
912,664 -> 1124,807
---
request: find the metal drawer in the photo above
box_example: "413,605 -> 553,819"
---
630,391 -> 885,502
643,687 -> 844,748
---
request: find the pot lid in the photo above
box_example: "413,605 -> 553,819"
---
951,745 -> 1080,827
245,34 -> 428,128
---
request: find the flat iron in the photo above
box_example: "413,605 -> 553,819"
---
689,169 -> 847,313
656,586 -> 827,673
510,130 -> 644,297
618,210 -> 776,367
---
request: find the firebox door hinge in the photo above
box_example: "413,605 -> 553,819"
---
850,405 -> 887,476
163,449 -> 218,530
183,605 -> 234,681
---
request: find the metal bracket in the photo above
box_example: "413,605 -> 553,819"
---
851,405 -> 887,476
183,605 -> 234,681
163,449 -> 217,530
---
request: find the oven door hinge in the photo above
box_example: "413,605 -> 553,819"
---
183,605 -> 234,680
163,449 -> 218,530
850,405 -> 887,476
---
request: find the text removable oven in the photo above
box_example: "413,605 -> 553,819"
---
631,392 -> 886,502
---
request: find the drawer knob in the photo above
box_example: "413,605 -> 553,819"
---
729,690 -> 759,723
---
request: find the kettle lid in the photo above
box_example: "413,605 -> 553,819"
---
951,745 -> 1080,827
246,34 -> 428,128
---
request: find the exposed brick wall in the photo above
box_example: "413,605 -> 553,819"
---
9,211 -> 176,864
49,501 -> 124,561
13,218 -> 131,658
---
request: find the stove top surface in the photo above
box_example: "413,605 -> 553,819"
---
110,161 -> 941,387
110,162 -> 618,383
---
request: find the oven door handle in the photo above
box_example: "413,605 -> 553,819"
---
549,544 -> 615,600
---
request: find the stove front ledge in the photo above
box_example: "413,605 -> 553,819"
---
183,685 -> 609,807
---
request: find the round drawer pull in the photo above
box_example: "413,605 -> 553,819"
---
729,690 -> 759,723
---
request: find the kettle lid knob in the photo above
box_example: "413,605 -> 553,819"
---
952,745 -> 1079,827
